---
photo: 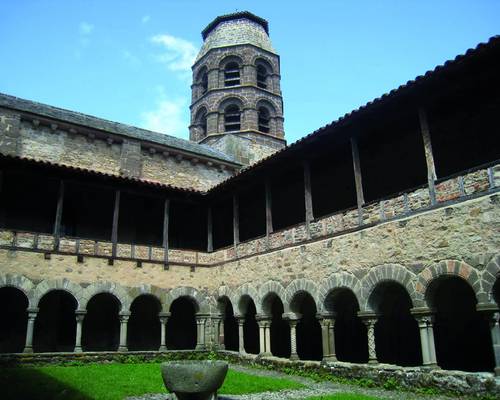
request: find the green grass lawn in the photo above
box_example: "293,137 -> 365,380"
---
0,363 -> 305,400
304,394 -> 383,400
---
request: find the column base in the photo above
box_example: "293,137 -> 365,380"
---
158,345 -> 167,352
74,346 -> 83,353
495,366 -> 500,377
219,344 -> 226,350
118,346 -> 128,352
322,355 -> 338,363
259,352 -> 272,357
195,344 -> 206,350
368,359 -> 378,364
290,353 -> 299,361
23,347 -> 33,354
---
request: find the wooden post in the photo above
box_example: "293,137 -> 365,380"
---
207,206 -> 213,252
265,180 -> 273,236
233,195 -> 239,246
53,180 -> 65,251
111,190 -> 120,258
303,161 -> 314,237
418,108 -> 437,204
350,137 -> 365,224
163,199 -> 170,267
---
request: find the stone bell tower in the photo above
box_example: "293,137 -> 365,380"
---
189,11 -> 286,165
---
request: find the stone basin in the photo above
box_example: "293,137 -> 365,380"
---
161,360 -> 229,400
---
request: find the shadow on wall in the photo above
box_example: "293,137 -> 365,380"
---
0,368 -> 91,400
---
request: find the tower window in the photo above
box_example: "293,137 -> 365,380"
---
258,107 -> 270,133
257,65 -> 267,89
201,72 -> 208,94
224,105 -> 241,132
224,62 -> 240,87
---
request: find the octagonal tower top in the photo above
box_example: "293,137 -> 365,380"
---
196,11 -> 276,62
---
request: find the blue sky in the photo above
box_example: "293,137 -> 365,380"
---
1,1 -> 499,144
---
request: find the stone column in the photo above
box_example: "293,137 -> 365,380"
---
360,314 -> 378,364
118,311 -> 130,352
23,307 -> 39,353
489,312 -> 500,376
218,317 -> 225,350
74,310 -> 86,353
258,320 -> 266,354
412,307 -> 438,367
237,317 -> 245,353
289,319 -> 299,360
319,314 -> 337,362
477,304 -> 500,376
264,320 -> 271,355
196,315 -> 206,350
158,312 -> 170,351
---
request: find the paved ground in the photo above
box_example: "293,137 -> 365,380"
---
126,363 -> 456,400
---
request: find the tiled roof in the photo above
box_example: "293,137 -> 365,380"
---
0,93 -> 239,165
209,35 -> 500,191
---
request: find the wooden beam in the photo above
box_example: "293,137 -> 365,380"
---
163,198 -> 170,266
265,180 -> 273,236
303,161 -> 314,225
111,190 -> 120,258
233,195 -> 239,246
418,108 -> 437,204
53,180 -> 65,250
207,206 -> 213,252
350,136 -> 365,205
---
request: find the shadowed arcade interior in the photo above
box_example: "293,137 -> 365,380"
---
369,281 -> 421,366
127,294 -> 161,351
217,296 -> 238,351
427,276 -> 494,372
166,296 -> 197,350
239,295 -> 259,354
291,291 -> 322,361
324,288 -> 367,363
0,287 -> 28,353
82,293 -> 120,351
263,293 -> 290,358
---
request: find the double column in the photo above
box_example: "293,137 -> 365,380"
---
318,313 -> 337,362
74,310 -> 87,353
256,315 -> 272,356
196,314 -> 207,350
477,303 -> 500,376
411,308 -> 438,367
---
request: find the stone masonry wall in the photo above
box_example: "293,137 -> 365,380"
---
0,113 -> 234,191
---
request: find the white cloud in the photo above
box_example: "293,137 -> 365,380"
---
141,15 -> 150,24
79,22 -> 94,35
151,34 -> 198,72
141,89 -> 187,137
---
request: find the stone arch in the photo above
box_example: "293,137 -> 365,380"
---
417,260 -> 482,307
165,286 -> 209,314
250,53 -> 278,71
231,283 -> 261,316
283,278 -> 320,314
259,280 -> 286,316
218,55 -> 243,70
256,99 -> 278,116
359,264 -> 416,312
128,284 -> 164,312
483,254 -> 500,303
0,274 -> 34,307
254,56 -> 274,73
81,281 -> 131,312
318,271 -> 361,311
31,278 -> 83,310
217,96 -> 245,112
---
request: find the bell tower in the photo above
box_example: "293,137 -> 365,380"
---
189,11 -> 286,165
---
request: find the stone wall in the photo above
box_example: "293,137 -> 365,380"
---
0,110 -> 234,191
1,164 -> 499,314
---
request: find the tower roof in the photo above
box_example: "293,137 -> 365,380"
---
201,11 -> 269,39
195,11 -> 275,62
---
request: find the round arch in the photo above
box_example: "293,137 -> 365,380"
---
128,294 -> 162,351
32,279 -> 83,310
283,279 -> 320,314
81,282 -> 130,312
0,274 -> 35,308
